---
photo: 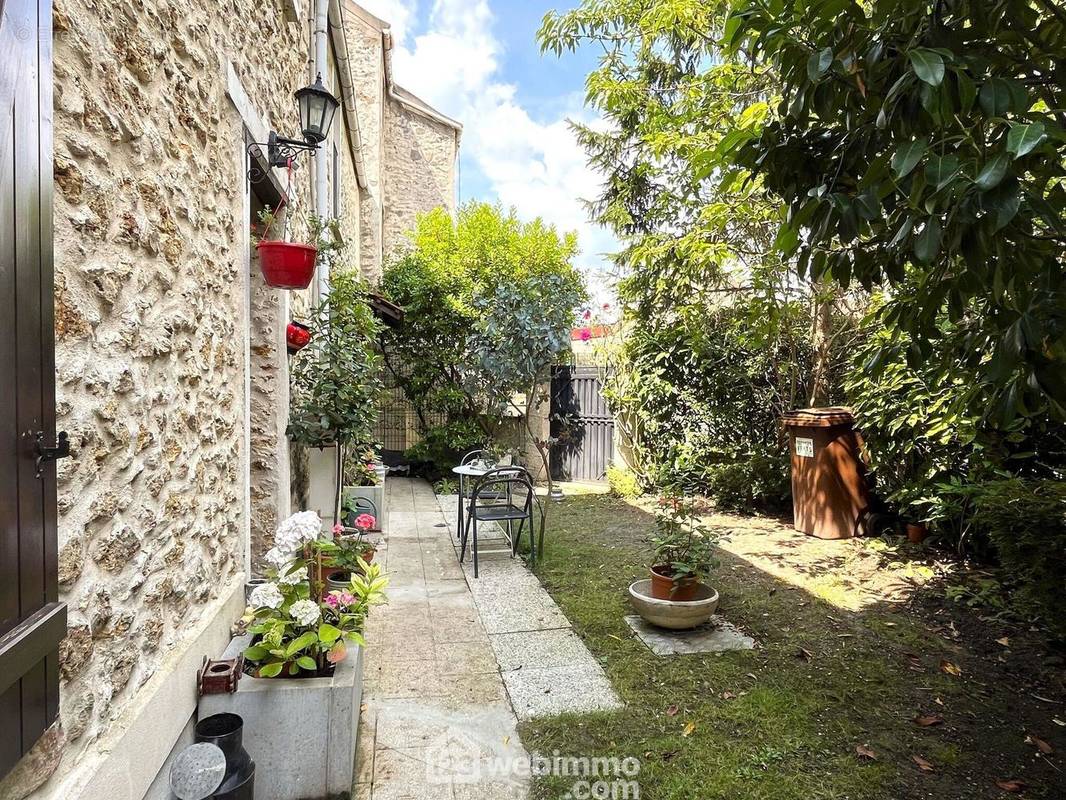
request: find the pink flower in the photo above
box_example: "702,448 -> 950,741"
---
603,302 -> 611,310
332,523 -> 344,537
323,592 -> 340,608
339,592 -> 355,607
354,513 -> 376,531
583,309 -> 592,320
579,328 -> 592,342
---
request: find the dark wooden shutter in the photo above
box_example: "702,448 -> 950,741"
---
0,0 -> 66,779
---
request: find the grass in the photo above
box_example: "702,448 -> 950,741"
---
518,493 -> 1062,800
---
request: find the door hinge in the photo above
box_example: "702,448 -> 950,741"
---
35,431 -> 70,478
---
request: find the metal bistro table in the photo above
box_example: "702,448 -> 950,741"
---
451,462 -> 491,542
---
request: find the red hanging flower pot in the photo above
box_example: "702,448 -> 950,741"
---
257,240 -> 317,290
287,320 -> 312,354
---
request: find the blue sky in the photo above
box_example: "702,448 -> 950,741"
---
358,0 -> 618,292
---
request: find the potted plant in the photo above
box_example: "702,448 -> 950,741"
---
254,206 -> 318,290
245,512 -> 388,677
342,446 -> 386,531
647,494 -> 724,601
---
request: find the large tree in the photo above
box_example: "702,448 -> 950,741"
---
724,0 -> 1066,421
539,0 -> 862,498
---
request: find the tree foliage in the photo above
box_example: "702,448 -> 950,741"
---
724,0 -> 1066,421
540,0 -> 860,508
381,202 -> 585,473
288,270 -> 382,449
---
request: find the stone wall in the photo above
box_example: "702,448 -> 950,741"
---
31,0 -> 314,791
0,0 -> 460,795
382,90 -> 458,259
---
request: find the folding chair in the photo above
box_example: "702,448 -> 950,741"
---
460,467 -> 537,578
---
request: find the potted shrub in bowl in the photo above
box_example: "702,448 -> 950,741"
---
647,494 -> 723,601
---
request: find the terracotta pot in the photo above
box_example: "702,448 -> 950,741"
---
906,522 -> 928,544
649,565 -> 699,601
256,240 -> 317,289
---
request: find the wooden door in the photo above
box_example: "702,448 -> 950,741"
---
0,0 -> 66,779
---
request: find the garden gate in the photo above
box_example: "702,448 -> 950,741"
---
549,365 -> 614,482
1,0 -> 66,780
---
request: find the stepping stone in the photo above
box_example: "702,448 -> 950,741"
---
624,614 -> 756,656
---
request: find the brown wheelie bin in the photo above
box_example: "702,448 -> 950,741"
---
781,407 -> 870,540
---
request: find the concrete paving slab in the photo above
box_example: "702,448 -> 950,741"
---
435,640 -> 500,676
501,665 -> 623,721
489,629 -> 601,673
475,593 -> 572,635
624,614 -> 757,655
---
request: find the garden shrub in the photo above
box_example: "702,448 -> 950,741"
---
606,464 -> 641,499
603,302 -> 854,514
382,202 -> 585,477
970,480 -> 1066,636
845,307 -> 1066,553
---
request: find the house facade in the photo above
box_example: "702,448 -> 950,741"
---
0,0 -> 459,798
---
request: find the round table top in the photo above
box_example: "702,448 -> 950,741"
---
451,463 -> 491,477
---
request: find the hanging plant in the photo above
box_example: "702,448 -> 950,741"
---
255,205 -> 317,290
286,320 -> 312,354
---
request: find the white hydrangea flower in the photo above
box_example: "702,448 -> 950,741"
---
278,566 -> 308,587
290,599 -> 321,627
264,546 -> 296,570
275,511 -> 323,553
250,582 -> 284,610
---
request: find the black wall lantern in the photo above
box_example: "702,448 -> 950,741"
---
248,73 -> 341,174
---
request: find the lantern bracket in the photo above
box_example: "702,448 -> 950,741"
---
246,131 -> 319,180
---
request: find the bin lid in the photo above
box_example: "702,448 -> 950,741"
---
782,407 -> 855,428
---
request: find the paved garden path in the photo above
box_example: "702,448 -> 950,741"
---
355,478 -> 619,800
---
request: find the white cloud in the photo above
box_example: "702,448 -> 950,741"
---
357,0 -> 619,295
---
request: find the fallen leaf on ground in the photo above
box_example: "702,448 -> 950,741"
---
721,691 -> 736,700
912,754 -> 935,773
1026,734 -> 1053,754
682,722 -> 696,737
934,697 -> 944,706
1053,718 -> 1065,727
914,714 -> 944,727
855,744 -> 877,761
796,647 -> 813,662
939,659 -> 962,676
666,705 -> 679,717
996,636 -> 1010,647
995,779 -> 1026,793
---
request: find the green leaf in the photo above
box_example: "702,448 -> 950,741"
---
296,656 -> 318,671
974,153 -> 1008,190
909,49 -> 945,86
891,138 -> 927,178
243,645 -> 269,661
318,623 -> 342,644
979,78 -> 1012,117
914,217 -> 942,263
258,662 -> 284,678
1006,122 -> 1046,158
285,631 -> 318,658
925,154 -> 960,189
807,47 -> 833,81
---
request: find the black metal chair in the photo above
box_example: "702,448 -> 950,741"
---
460,467 -> 537,578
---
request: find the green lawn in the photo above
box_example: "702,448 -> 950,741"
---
520,493 -> 1063,800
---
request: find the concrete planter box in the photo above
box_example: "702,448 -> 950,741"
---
343,483 -> 385,531
198,634 -> 364,800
